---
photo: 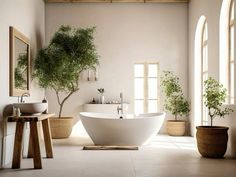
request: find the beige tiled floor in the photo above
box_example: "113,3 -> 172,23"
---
0,135 -> 236,177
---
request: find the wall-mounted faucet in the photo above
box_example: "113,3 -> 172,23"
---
20,92 -> 30,103
117,92 -> 124,119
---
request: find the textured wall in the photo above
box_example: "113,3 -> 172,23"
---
45,3 -> 188,135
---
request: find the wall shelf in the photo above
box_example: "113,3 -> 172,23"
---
83,104 -> 130,114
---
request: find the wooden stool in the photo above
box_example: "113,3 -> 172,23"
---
8,113 -> 55,169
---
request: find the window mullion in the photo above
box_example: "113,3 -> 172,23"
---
202,40 -> 208,47
230,20 -> 234,27
144,63 -> 148,113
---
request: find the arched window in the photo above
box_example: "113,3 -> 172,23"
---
201,21 -> 208,125
194,16 -> 208,128
229,1 -> 234,104
220,0 -> 235,104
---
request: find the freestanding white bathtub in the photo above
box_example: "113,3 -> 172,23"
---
80,112 -> 166,146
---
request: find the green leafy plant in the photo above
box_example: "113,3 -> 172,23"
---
203,77 -> 233,126
34,25 -> 99,118
161,71 -> 190,120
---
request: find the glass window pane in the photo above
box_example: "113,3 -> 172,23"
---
135,78 -> 144,99
203,23 -> 208,41
148,78 -> 158,99
134,64 -> 144,77
202,104 -> 208,125
135,100 -> 144,114
205,46 -> 208,70
203,106 -> 208,121
230,26 -> 234,61
203,73 -> 208,82
202,16 -> 208,116
202,46 -> 208,72
230,62 -> 234,103
148,64 -> 158,77
231,2 -> 234,21
203,46 -> 205,61
148,100 -> 158,113
230,98 -> 234,104
202,73 -> 208,99
204,110 -> 208,123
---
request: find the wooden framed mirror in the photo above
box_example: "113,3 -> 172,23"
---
9,26 -> 30,96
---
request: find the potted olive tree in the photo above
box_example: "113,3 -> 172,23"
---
34,25 -> 99,139
161,71 -> 190,136
196,77 -> 233,158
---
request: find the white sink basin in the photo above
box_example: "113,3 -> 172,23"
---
13,102 -> 48,114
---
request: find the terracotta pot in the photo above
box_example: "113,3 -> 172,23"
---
196,126 -> 229,158
49,117 -> 74,139
167,120 -> 186,136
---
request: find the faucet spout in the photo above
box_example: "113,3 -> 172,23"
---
20,92 -> 30,103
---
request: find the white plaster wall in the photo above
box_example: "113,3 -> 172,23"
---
189,0 -> 236,157
45,3 -> 188,135
0,0 -> 45,167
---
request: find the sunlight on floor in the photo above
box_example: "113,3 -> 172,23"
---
70,120 -> 89,138
147,135 -> 197,150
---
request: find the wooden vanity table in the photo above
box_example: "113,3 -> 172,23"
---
8,113 -> 55,169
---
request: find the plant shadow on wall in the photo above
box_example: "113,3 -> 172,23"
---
161,71 -> 190,136
196,77 -> 233,158
33,25 -> 99,139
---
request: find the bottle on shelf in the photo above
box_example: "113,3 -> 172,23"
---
15,107 -> 21,117
42,97 -> 48,114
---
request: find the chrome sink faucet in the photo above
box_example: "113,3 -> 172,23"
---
117,92 -> 124,119
20,92 -> 30,103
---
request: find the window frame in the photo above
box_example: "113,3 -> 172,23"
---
220,0 -> 235,105
134,62 -> 160,114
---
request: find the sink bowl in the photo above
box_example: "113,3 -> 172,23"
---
13,102 -> 48,115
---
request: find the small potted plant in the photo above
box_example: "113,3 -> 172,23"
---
97,88 -> 105,104
161,71 -> 190,136
34,25 -> 99,139
196,77 -> 233,158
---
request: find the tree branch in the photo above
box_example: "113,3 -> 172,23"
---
58,89 -> 79,118
61,89 -> 78,106
55,90 -> 61,106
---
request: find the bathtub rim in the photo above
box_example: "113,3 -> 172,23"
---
79,112 -> 166,120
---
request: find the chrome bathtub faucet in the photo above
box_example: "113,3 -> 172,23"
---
117,92 -> 124,119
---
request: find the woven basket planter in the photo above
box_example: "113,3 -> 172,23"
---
167,120 -> 186,136
50,117 -> 74,139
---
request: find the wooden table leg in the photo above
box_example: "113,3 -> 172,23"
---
27,128 -> 33,158
30,121 -> 42,169
42,118 -> 53,158
12,122 -> 25,169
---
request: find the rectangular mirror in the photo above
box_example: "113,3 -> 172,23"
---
9,26 -> 30,96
